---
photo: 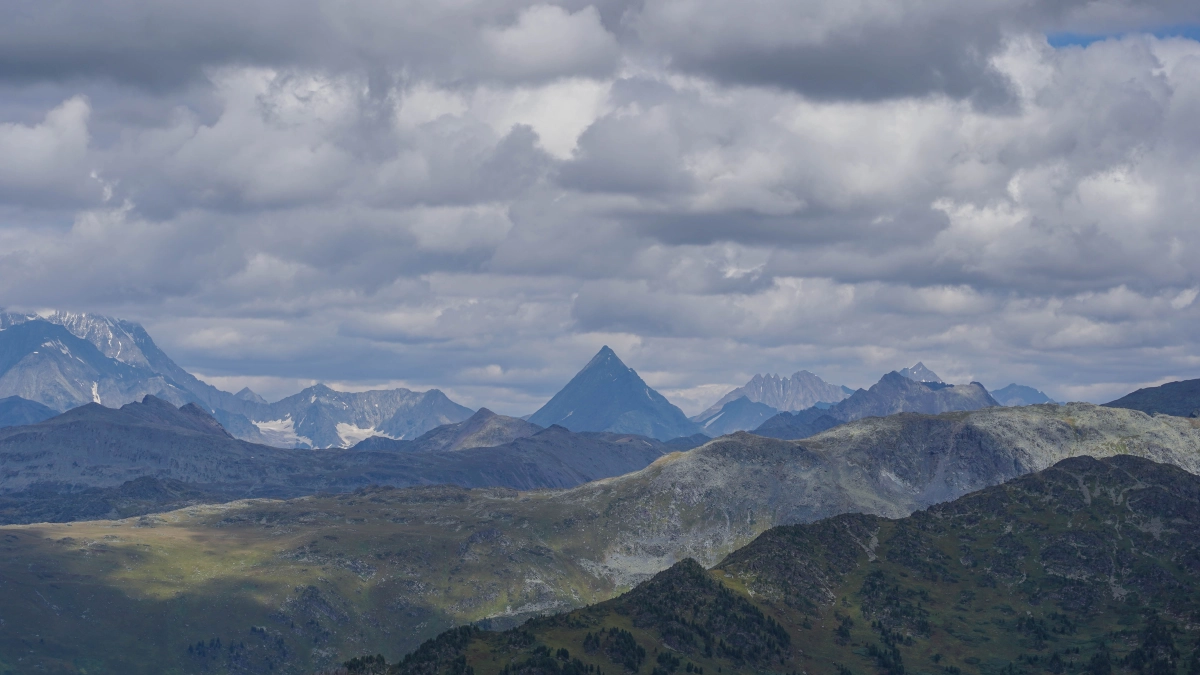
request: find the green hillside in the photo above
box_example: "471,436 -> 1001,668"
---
335,455 -> 1200,675
5,404 -> 1200,674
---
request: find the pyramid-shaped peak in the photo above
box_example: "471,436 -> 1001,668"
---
527,347 -> 698,440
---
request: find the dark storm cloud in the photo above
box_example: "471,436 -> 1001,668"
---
0,0 -> 623,88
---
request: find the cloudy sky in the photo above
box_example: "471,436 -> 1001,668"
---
2,0 -> 1200,415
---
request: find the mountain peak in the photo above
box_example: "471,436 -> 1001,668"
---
697,368 -> 851,421
583,345 -> 626,371
899,362 -> 943,383
528,347 -> 698,440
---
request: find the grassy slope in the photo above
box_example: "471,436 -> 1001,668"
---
4,405 -> 1200,674
354,455 -> 1200,675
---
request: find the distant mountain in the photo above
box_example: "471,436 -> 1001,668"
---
696,371 -> 852,421
898,361 -> 942,382
755,370 -> 998,439
1105,378 -> 1200,418
0,311 -> 474,448
259,383 -> 473,448
351,408 -> 542,452
527,346 -> 699,441
234,387 -> 268,404
0,317 -> 197,411
692,396 -> 779,437
0,397 -> 669,522
0,396 -> 57,429
991,382 -> 1055,406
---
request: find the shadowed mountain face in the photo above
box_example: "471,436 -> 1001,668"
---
0,398 -> 670,522
352,408 -> 542,452
0,311 -> 475,448
528,346 -> 699,441
3,403 -> 1200,673
696,371 -> 851,421
1106,378 -> 1200,418
692,396 -> 779,437
755,370 -> 998,439
360,454 -> 1200,675
992,382 -> 1056,406
0,396 -> 57,429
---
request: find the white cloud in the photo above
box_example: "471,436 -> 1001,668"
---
0,3 -> 1199,414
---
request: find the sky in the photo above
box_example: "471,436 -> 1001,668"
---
2,0 -> 1200,416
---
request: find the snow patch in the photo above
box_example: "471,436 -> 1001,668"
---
702,411 -> 724,429
336,423 -> 385,448
91,382 -> 101,404
254,416 -> 314,448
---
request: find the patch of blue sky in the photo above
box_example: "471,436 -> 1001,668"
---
1047,25 -> 1200,48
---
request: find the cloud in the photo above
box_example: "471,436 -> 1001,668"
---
1,2 -> 1199,415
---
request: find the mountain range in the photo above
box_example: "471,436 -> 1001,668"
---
0,311 -> 473,447
5,400 -> 1200,672
694,370 -> 853,421
0,396 -> 695,523
754,370 -> 999,439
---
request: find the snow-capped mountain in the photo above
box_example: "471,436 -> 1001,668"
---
0,310 -> 473,448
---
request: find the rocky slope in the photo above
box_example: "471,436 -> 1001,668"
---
0,395 -> 57,428
695,370 -> 851,420
5,403 -> 1200,673
755,370 -> 998,439
1106,377 -> 1200,418
351,454 -> 1200,675
528,346 -> 699,440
